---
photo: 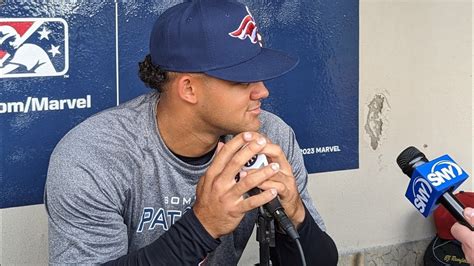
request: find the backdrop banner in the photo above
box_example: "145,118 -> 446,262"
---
0,0 -> 358,208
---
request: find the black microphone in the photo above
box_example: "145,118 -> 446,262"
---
241,154 -> 300,240
396,146 -> 473,231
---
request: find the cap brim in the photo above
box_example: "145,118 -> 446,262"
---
204,48 -> 299,83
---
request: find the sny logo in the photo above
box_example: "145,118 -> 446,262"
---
426,160 -> 463,187
0,18 -> 69,78
411,176 -> 433,213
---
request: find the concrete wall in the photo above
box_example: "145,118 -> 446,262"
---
1,0 -> 472,264
0,205 -> 48,264
324,0 -> 472,253
316,0 -> 472,258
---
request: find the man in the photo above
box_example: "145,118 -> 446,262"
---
45,0 -> 338,264
451,207 -> 474,264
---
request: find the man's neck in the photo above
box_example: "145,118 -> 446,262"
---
155,99 -> 219,157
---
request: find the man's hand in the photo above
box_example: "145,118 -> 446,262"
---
193,132 -> 280,239
253,138 -> 306,228
451,207 -> 474,264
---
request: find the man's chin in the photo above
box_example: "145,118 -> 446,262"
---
241,121 -> 261,134
226,124 -> 261,136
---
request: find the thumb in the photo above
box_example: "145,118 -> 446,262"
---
464,207 -> 474,226
216,141 -> 225,154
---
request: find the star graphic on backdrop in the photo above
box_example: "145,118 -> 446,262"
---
38,27 -> 51,40
48,44 -> 61,57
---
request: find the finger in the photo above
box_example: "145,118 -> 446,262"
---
207,132 -> 260,178
257,180 -> 288,197
259,143 -> 292,174
230,162 -> 279,196
462,245 -> 474,265
217,135 -> 268,184
239,188 -> 278,212
464,208 -> 474,226
216,141 -> 225,154
264,135 -> 272,144
451,222 -> 474,245
197,141 -> 227,193
456,226 -> 474,264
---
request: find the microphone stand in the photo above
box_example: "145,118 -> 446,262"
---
255,206 -> 275,266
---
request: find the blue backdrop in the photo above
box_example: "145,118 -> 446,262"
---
0,0 -> 358,208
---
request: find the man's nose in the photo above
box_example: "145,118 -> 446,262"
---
250,82 -> 269,100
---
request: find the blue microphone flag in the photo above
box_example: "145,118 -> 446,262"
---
405,155 -> 469,217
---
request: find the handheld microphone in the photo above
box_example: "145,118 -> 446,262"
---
242,154 -> 300,240
396,146 -> 473,231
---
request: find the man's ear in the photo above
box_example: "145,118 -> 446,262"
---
176,74 -> 198,104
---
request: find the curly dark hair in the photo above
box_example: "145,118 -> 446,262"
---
138,55 -> 171,93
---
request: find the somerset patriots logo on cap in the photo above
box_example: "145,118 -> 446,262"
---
0,18 -> 69,78
228,6 -> 263,47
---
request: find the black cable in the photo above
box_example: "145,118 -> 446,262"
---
273,209 -> 300,241
295,238 -> 307,266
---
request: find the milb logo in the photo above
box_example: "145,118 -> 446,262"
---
0,18 -> 69,78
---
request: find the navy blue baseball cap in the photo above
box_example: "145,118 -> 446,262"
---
149,0 -> 299,83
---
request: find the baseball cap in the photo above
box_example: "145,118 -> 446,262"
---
433,191 -> 474,240
423,237 -> 467,265
149,0 -> 299,82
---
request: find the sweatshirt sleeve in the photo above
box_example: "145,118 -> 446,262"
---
103,209 -> 220,265
270,205 -> 338,266
46,136 -> 132,264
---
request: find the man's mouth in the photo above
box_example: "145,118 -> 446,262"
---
248,103 -> 261,114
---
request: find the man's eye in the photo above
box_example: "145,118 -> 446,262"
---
230,81 -> 250,87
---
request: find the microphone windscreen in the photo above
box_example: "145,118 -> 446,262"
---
396,146 -> 426,176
